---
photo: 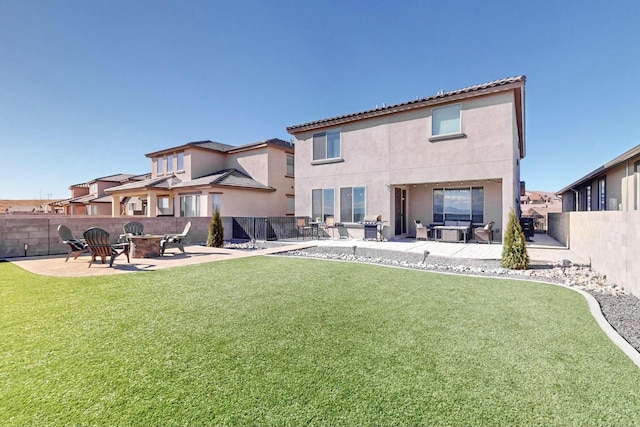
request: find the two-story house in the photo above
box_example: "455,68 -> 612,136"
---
54,173 -> 149,215
105,138 -> 295,218
286,76 -> 526,241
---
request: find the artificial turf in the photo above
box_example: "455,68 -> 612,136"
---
1,256 -> 639,426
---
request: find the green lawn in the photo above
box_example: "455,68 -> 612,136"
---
1,256 -> 640,426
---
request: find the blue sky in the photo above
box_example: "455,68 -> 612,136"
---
1,0 -> 639,199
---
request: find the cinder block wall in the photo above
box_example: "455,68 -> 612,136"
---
0,216 -> 230,258
564,211 -> 640,299
548,212 -> 570,246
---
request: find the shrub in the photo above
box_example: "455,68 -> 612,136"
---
501,208 -> 529,270
207,208 -> 224,247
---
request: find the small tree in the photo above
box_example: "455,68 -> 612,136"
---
207,208 -> 224,248
501,208 -> 529,270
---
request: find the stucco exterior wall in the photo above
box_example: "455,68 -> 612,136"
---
187,149 -> 227,180
293,91 -> 520,239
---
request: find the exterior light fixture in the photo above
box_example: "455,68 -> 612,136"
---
24,243 -> 29,257
352,245 -> 357,256
423,250 -> 430,263
562,259 -> 571,274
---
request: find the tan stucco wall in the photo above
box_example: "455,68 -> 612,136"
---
293,92 -> 520,239
566,211 -> 640,298
129,144 -> 293,218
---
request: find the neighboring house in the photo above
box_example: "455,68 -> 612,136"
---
286,76 -> 526,241
54,173 -> 149,215
105,138 -> 295,218
557,144 -> 640,212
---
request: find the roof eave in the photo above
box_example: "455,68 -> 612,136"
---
556,144 -> 640,194
286,78 -> 526,134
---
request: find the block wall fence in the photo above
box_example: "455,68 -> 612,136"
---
549,211 -> 640,299
0,216 -> 225,259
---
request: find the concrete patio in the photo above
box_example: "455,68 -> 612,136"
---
6,232 -> 584,278
311,232 -> 586,264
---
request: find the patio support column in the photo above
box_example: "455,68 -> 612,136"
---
112,196 -> 122,218
147,192 -> 157,217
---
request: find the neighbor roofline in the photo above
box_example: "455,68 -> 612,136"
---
144,140 -> 232,158
556,144 -> 640,194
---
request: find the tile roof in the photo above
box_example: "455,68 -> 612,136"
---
69,173 -> 145,188
287,75 -> 526,133
105,169 -> 273,193
104,175 -> 179,193
171,169 -> 273,191
144,138 -> 293,158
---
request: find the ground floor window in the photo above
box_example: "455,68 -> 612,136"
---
211,194 -> 221,215
286,195 -> 295,215
598,178 -> 606,210
157,197 -> 171,215
340,186 -> 365,222
180,194 -> 200,217
312,189 -> 334,221
433,187 -> 484,223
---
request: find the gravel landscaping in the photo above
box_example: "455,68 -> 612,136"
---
225,240 -> 640,355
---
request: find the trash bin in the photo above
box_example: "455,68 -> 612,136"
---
519,217 -> 534,239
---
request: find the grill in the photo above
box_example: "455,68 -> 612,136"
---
362,215 -> 382,240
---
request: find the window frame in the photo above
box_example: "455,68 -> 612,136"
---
286,195 -> 295,215
340,186 -> 366,223
598,178 -> 606,211
156,157 -> 164,175
157,196 -> 171,215
312,188 -> 334,222
167,154 -> 174,173
286,154 -> 295,177
312,129 -> 341,163
177,153 -> 184,171
179,194 -> 200,217
433,186 -> 484,223
429,103 -> 466,142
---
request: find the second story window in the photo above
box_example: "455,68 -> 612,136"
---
286,154 -> 294,176
157,157 -> 164,174
313,130 -> 340,161
167,155 -> 174,173
177,153 -> 184,170
432,104 -> 461,136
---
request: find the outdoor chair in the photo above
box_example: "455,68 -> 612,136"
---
336,223 -> 351,239
120,221 -> 144,242
82,227 -> 130,268
414,220 -> 431,241
161,221 -> 191,255
319,216 -> 336,239
474,221 -> 495,244
57,224 -> 89,261
297,218 -> 312,240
